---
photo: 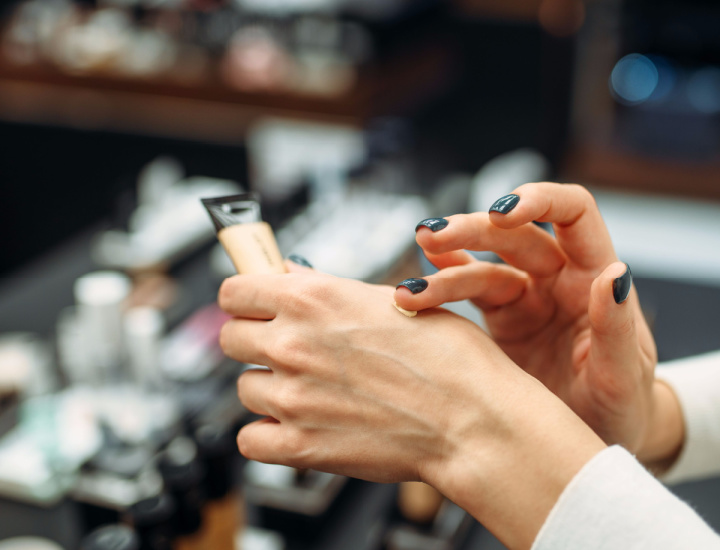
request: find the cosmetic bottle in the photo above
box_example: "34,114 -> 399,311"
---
56,306 -> 96,386
192,422 -> 242,550
123,306 -> 166,391
73,271 -> 132,384
156,437 -> 206,549
127,493 -> 176,550
81,524 -> 140,550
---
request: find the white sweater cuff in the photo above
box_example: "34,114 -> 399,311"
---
656,350 -> 720,485
531,446 -> 720,550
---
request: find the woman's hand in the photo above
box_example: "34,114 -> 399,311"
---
218,271 -> 605,550
394,183 -> 670,462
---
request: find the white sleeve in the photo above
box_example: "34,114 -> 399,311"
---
531,446 -> 720,550
656,350 -> 720,485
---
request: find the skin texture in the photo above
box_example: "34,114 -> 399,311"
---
219,268 -> 605,550
394,182 -> 683,465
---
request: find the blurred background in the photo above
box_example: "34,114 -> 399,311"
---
0,0 -> 719,548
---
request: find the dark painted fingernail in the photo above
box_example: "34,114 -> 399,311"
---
613,263 -> 632,304
288,254 -> 313,268
489,194 -> 520,214
415,218 -> 449,232
396,278 -> 429,294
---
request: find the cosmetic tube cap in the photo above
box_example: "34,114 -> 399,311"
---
200,193 -> 262,233
81,525 -> 140,550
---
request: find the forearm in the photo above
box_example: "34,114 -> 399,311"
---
637,379 -> 685,474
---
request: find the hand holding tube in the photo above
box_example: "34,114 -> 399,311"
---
218,271 -> 605,550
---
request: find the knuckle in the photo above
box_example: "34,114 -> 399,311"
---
570,184 -> 597,207
236,427 -> 259,461
236,373 -> 250,400
272,380 -> 306,420
217,277 -> 235,310
280,427 -> 312,465
267,331 -> 311,367
292,278 -> 335,312
218,321 -> 234,355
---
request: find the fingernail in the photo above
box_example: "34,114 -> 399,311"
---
613,263 -> 632,304
288,254 -> 313,268
489,194 -> 520,214
415,218 -> 449,232
396,278 -> 428,294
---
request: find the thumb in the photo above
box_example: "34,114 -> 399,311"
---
588,262 -> 637,385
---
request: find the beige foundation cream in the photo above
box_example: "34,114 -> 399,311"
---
393,303 -> 417,317
201,193 -> 286,275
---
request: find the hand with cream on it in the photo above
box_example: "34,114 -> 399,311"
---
218,271 -> 605,550
396,183 -> 679,468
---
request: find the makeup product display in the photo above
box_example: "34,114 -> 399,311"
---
201,193 -> 286,275
275,187 -> 429,281
0,0 -> 443,103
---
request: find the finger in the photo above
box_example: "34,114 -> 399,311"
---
416,213 -> 565,278
220,318 -> 274,366
423,249 -> 477,271
488,182 -> 617,269
237,418 -> 312,469
237,417 -> 286,463
237,369 -> 275,417
218,274 -> 286,319
394,262 -> 528,311
587,262 -> 640,390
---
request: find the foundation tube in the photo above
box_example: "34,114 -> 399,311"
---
201,193 -> 286,275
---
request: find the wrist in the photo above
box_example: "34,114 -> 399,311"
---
420,375 -> 606,550
637,379 -> 685,473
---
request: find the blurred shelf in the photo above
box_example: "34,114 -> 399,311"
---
0,43 -> 453,143
563,143 -> 720,200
